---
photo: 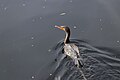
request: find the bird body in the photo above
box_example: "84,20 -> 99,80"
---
64,43 -> 79,59
64,43 -> 83,67
55,25 -> 83,68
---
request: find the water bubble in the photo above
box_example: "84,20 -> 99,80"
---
4,7 -> 7,11
69,0 -> 73,2
32,19 -> 35,22
39,17 -> 42,19
73,26 -> 77,29
50,73 -> 52,76
100,19 -> 102,22
31,37 -> 34,40
22,3 -> 26,6
31,45 -> 34,47
60,13 -> 66,16
31,76 -> 35,79
48,49 -> 51,52
43,6 -> 46,8
117,40 -> 120,43
100,28 -> 103,30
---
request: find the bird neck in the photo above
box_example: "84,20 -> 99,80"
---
64,32 -> 70,44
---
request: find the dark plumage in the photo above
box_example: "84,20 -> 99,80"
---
55,25 -> 83,68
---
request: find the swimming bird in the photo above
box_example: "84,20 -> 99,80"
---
55,25 -> 83,68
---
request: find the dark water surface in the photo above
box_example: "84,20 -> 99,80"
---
32,39 -> 120,80
0,0 -> 120,80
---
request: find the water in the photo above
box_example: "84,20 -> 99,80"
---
0,0 -> 120,80
31,39 -> 120,80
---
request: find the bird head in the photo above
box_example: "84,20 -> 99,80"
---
55,25 -> 70,33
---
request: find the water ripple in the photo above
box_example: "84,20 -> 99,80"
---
32,39 -> 120,80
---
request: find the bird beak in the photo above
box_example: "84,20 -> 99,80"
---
55,25 -> 65,30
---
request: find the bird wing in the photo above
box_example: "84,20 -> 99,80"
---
64,43 -> 83,67
70,44 -> 80,56
64,44 -> 80,58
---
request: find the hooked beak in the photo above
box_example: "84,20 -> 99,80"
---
55,25 -> 65,31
